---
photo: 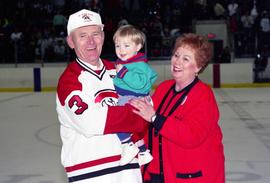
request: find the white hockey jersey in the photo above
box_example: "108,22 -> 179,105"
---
56,58 -> 146,182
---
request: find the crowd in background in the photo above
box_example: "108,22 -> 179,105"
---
0,0 -> 269,64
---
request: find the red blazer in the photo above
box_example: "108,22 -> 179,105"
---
145,79 -> 225,183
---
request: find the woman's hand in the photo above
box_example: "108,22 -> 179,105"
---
129,97 -> 156,122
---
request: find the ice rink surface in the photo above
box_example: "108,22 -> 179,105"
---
0,87 -> 270,183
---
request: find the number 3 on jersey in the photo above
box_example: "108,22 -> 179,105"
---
68,95 -> 88,114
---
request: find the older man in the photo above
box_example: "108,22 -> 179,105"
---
56,9 -> 146,183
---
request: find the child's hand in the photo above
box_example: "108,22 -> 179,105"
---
115,64 -> 123,72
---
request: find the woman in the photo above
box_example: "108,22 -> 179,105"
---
130,33 -> 225,183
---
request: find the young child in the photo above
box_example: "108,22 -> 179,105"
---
113,25 -> 157,166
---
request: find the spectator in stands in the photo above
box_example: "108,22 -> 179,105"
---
214,2 -> 226,19
53,10 -> 67,35
254,46 -> 269,81
89,0 -> 103,13
117,16 -> 129,28
220,46 -> 231,63
227,0 -> 239,33
10,26 -> 24,63
241,11 -> 255,32
161,25 -> 172,56
10,27 -> 23,42
53,38 -> 66,61
194,0 -> 208,19
162,4 -> 172,25
148,15 -> 164,56
54,0 -> 65,9
37,30 -> 54,62
259,11 -> 270,50
250,0 -> 258,19
241,10 -> 255,54
227,0 -> 238,17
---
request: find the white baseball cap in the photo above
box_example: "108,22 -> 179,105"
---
67,9 -> 104,35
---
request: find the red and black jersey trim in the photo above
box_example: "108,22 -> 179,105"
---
68,163 -> 140,182
76,58 -> 106,80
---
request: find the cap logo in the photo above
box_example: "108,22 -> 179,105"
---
80,13 -> 93,22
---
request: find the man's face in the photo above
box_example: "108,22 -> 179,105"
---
67,25 -> 104,66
